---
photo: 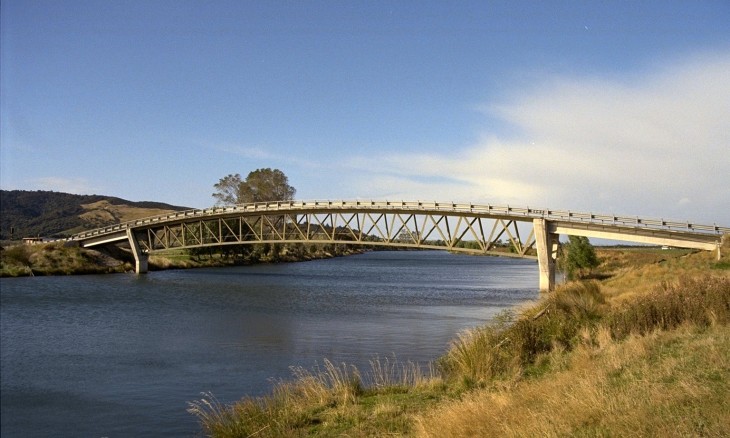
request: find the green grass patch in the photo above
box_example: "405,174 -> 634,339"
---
712,260 -> 730,270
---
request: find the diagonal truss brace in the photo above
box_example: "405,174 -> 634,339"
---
137,211 -> 539,261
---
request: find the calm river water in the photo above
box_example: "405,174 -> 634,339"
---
1,251 -> 538,437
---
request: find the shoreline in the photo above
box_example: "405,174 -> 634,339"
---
188,245 -> 730,437
0,241 -> 366,278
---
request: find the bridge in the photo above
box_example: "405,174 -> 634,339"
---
68,200 -> 728,291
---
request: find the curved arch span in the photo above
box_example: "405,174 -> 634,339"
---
69,200 -> 728,290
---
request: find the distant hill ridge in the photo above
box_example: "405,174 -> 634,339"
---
0,190 -> 191,240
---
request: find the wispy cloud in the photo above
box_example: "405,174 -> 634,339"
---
348,51 -> 730,223
28,177 -> 98,195
210,142 -> 320,169
211,143 -> 274,160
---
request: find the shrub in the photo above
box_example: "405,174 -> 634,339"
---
560,236 -> 600,280
440,281 -> 607,385
438,313 -> 517,385
2,245 -> 31,266
553,280 -> 605,320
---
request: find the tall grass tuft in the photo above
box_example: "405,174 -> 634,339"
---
439,281 -> 608,385
438,315 -> 515,386
188,355 -> 444,437
608,275 -> 730,339
365,355 -> 436,390
186,392 -> 263,437
553,280 -> 604,319
287,358 -> 363,406
189,359 -> 364,437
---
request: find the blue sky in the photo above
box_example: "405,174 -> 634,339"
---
2,1 -> 729,225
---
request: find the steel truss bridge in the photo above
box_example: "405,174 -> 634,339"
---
70,200 -> 728,290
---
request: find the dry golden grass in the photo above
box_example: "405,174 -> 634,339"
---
416,252 -> 730,438
607,276 -> 730,339
79,200 -> 179,225
598,247 -> 730,304
188,357 -> 443,437
148,254 -> 202,270
0,242 -> 132,276
188,359 -> 362,437
415,324 -> 730,438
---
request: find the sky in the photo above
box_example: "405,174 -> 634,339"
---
2,1 -> 729,225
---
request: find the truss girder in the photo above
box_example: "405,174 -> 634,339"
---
71,201 -> 726,286
135,211 -> 539,258
73,200 -> 728,250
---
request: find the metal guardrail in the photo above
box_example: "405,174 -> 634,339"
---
69,200 -> 730,241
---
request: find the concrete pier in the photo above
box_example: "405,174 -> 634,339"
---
126,229 -> 148,274
534,218 -> 558,291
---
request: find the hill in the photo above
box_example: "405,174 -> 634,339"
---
0,190 -> 191,240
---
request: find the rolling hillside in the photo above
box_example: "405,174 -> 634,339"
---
0,190 -> 191,240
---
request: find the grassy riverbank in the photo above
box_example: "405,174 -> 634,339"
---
189,244 -> 730,437
0,242 -> 133,276
0,241 -> 363,277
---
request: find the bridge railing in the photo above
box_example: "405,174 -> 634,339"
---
69,199 -> 729,240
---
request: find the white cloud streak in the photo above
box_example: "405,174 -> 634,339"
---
211,142 -> 321,170
28,177 -> 97,195
348,52 -> 730,224
211,143 -> 274,160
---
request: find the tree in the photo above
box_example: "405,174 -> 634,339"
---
213,168 -> 296,205
560,235 -> 600,280
212,174 -> 243,206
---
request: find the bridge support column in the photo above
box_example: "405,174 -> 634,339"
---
534,219 -> 558,291
126,229 -> 148,274
719,234 -> 726,261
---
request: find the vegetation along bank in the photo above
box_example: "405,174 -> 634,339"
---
0,240 -> 362,277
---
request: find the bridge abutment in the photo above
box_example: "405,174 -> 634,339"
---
534,219 -> 558,291
126,229 -> 148,274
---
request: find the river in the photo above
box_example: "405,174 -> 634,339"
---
1,251 -> 538,437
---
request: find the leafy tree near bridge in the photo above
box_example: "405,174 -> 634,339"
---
212,168 -> 296,205
207,168 -> 297,262
560,235 -> 600,280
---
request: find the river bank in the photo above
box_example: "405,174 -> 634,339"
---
189,244 -> 730,437
0,241 -> 363,277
